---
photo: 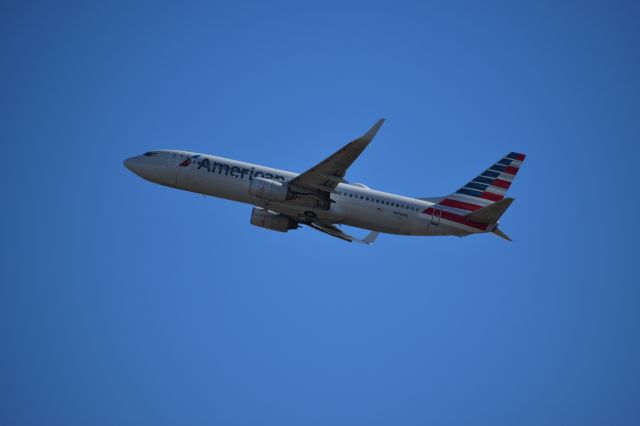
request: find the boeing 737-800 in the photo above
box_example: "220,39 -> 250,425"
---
123,119 -> 525,244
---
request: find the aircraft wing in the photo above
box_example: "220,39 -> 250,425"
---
305,221 -> 379,244
288,119 -> 384,203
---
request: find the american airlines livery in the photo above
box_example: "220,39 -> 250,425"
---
123,119 -> 525,244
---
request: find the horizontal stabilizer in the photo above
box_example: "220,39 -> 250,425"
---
492,228 -> 512,241
466,198 -> 514,224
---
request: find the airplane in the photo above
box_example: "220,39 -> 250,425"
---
123,119 -> 525,244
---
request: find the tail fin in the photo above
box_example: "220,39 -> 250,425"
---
438,152 -> 526,215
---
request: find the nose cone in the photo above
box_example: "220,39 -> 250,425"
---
123,153 -> 177,187
123,156 -> 142,175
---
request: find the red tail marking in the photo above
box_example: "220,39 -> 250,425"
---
424,207 -> 489,231
492,179 -> 511,189
504,166 -> 519,175
480,191 -> 503,201
441,199 -> 483,211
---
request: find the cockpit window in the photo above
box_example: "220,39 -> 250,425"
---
143,151 -> 177,158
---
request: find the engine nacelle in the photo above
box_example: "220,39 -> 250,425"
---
249,177 -> 289,202
250,208 -> 298,233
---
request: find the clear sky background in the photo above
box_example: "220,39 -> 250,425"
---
2,1 -> 639,425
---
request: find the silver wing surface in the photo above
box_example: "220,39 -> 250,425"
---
288,119 -> 385,209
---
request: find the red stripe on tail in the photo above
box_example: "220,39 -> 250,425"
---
480,191 -> 503,201
440,199 -> 483,211
492,179 -> 511,189
504,166 -> 519,175
424,207 -> 489,231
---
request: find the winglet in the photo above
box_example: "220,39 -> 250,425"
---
359,119 -> 385,143
359,231 -> 380,245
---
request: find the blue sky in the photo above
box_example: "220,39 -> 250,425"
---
2,1 -> 639,425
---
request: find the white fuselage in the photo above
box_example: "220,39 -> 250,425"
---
124,150 -> 485,237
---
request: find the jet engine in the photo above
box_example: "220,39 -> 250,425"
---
249,177 -> 289,202
250,208 -> 298,232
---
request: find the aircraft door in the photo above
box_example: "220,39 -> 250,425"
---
167,153 -> 180,168
163,153 -> 181,187
430,205 -> 443,226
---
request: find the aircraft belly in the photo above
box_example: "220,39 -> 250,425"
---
175,168 -> 484,238
341,204 -> 408,234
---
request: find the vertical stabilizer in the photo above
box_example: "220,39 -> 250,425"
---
437,152 -> 525,214
421,152 -> 525,234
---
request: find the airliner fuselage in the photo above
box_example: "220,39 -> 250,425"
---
124,150 -> 460,237
123,120 -> 524,243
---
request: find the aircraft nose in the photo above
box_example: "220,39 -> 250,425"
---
123,156 -> 142,174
